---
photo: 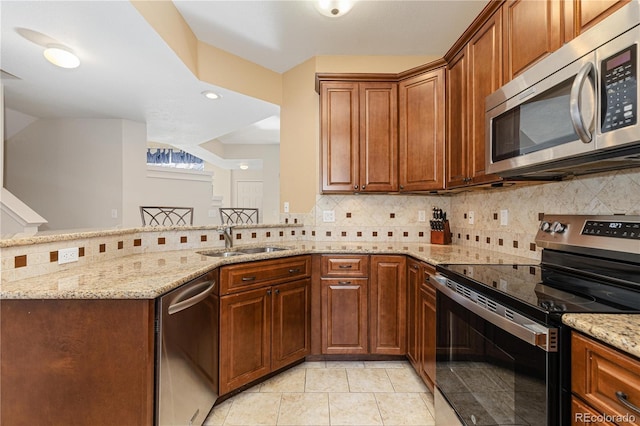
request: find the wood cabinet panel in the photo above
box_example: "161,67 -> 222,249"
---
467,11 -> 503,185
220,255 -> 311,295
1,299 -> 154,426
572,396 -> 616,425
503,0 -> 562,81
419,265 -> 437,391
572,332 -> 640,425
446,48 -> 469,188
321,254 -> 369,277
370,255 -> 406,355
271,279 -> 311,371
321,82 -> 360,192
573,0 -> 631,36
406,259 -> 421,367
219,287 -> 272,394
321,278 -> 369,354
360,83 -> 398,192
398,68 -> 446,191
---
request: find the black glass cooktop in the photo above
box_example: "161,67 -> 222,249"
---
436,263 -> 640,323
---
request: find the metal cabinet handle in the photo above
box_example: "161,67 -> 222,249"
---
361,185 -> 366,190
337,281 -> 352,285
570,61 -> 595,144
616,391 -> 640,415
424,275 -> 431,282
354,185 -> 359,190
288,268 -> 301,273
242,276 -> 256,282
275,289 -> 280,295
267,289 -> 272,295
338,265 -> 353,269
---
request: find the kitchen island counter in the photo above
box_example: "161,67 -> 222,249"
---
0,241 -> 534,300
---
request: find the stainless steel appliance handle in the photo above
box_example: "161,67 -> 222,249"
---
434,275 -> 557,352
569,61 -> 595,144
168,280 -> 216,315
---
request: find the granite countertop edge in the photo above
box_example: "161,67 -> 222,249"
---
562,313 -> 640,359
0,242 -> 532,300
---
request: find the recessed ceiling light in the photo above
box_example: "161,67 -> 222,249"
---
202,90 -> 221,100
239,163 -> 249,170
315,0 -> 354,17
43,44 -> 80,69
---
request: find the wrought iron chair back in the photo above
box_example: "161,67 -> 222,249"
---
140,206 -> 194,226
219,208 -> 259,225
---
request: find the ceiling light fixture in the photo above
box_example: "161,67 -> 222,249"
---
315,0 -> 354,17
239,163 -> 249,170
43,44 -> 80,69
202,90 -> 221,100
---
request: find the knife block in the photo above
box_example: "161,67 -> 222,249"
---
430,220 -> 452,245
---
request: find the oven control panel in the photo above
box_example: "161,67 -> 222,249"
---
536,215 -> 640,257
581,220 -> 640,239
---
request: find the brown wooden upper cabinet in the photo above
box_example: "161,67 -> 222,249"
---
502,0 -> 563,81
399,68 -> 446,191
320,81 -> 398,193
566,0 -> 631,41
446,10 -> 503,189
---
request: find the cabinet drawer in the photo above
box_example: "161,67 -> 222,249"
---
572,396 -> 616,425
220,255 -> 311,294
572,332 -> 640,425
321,255 -> 369,277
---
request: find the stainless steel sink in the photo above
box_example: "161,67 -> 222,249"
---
198,250 -> 244,257
238,246 -> 290,254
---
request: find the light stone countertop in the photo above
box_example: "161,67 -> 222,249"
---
563,314 -> 640,359
0,241 -> 534,300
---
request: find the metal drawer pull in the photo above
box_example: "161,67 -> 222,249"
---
616,391 -> 640,415
338,265 -> 353,269
241,276 -> 256,282
289,268 -> 301,273
338,281 -> 352,285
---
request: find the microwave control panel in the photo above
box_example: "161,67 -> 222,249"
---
601,44 -> 637,133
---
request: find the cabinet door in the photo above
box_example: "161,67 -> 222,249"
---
271,279 -> 311,371
572,0 -> 630,37
320,82 -> 360,192
446,48 -> 469,188
359,82 -> 398,192
399,68 -> 445,191
419,267 -> 437,392
370,255 -> 406,355
220,287 -> 271,394
503,0 -> 562,81
467,11 -> 503,185
406,259 -> 422,368
321,278 -> 369,354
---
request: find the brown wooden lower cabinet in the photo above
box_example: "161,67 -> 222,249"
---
219,278 -> 310,394
571,331 -> 640,426
321,278 -> 369,354
0,299 -> 155,426
418,272 -> 436,391
370,255 -> 406,355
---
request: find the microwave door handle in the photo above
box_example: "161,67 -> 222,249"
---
569,61 -> 595,143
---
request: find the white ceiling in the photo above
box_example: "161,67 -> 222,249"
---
1,0 -> 488,159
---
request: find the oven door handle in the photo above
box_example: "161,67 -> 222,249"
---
435,276 -> 557,352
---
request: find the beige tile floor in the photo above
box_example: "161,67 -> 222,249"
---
205,360 -> 435,426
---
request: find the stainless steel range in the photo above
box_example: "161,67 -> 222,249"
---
435,214 -> 640,426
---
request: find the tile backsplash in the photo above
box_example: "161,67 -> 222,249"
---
2,168 -> 639,283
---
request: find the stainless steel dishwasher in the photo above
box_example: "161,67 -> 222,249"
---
156,270 -> 219,426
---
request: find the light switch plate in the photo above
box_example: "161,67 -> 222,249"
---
500,209 -> 509,226
418,210 -> 426,222
468,211 -> 475,225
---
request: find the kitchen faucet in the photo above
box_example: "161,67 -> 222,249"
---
219,226 -> 234,249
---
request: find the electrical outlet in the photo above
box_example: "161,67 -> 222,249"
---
500,209 -> 509,226
468,211 -> 475,225
284,202 -> 290,213
418,210 -> 426,222
58,247 -> 79,265
322,210 -> 335,222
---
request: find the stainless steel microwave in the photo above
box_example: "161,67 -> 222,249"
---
486,1 -> 640,179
